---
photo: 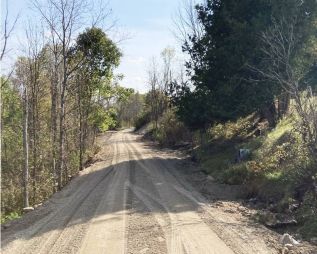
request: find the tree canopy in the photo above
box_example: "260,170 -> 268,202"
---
174,0 -> 317,129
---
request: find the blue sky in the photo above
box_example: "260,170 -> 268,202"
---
1,0 -> 186,92
111,0 -> 183,92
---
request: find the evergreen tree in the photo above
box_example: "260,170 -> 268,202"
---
177,0 -> 317,128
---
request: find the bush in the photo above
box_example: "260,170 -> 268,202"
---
154,110 -> 191,146
209,113 -> 257,141
134,111 -> 150,131
200,115 -> 315,202
1,211 -> 21,224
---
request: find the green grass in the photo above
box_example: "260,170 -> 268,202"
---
1,211 -> 21,224
200,146 -> 235,180
197,113 -> 310,196
195,112 -> 316,239
298,217 -> 317,239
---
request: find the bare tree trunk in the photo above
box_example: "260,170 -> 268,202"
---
1,2 -> 19,174
261,102 -> 277,127
58,89 -> 65,189
277,92 -> 290,119
30,61 -> 40,204
50,46 -> 59,191
78,78 -> 84,171
23,87 -> 30,208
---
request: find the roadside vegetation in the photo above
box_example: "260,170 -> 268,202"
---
1,0 -> 317,243
0,0 -> 141,222
134,0 -> 317,241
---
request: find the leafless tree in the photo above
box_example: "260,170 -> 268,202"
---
173,0 -> 204,46
33,0 -> 88,189
0,1 -> 19,173
22,84 -> 30,208
0,0 -> 19,61
147,57 -> 162,130
15,58 -> 31,208
24,21 -> 46,202
161,47 -> 176,92
252,17 -> 317,162
32,0 -> 116,189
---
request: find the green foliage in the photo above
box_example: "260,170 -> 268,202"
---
89,106 -> 118,132
296,191 -> 317,239
76,27 -> 121,78
174,88 -> 213,131
179,0 -> 276,125
134,111 -> 151,131
152,109 -> 191,146
1,78 -> 24,215
117,92 -> 143,127
197,112 -> 316,211
209,114 -> 256,141
1,26 -> 124,218
173,0 -> 317,129
1,212 -> 21,224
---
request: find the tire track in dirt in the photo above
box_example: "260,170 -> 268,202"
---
2,135 -> 116,254
2,131 -> 281,254
124,134 -> 234,254
126,133 -> 278,254
124,133 -> 168,254
79,133 -> 129,254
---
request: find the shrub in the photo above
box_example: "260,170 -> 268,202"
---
154,110 -> 191,146
1,211 -> 21,224
134,111 -> 150,131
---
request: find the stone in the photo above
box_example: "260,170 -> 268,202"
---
34,203 -> 42,208
23,207 -> 34,212
280,234 -> 300,246
207,175 -> 215,181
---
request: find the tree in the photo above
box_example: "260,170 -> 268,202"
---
147,58 -> 163,130
1,78 -> 25,214
1,1 -> 122,217
24,23 -> 47,202
22,85 -> 30,208
1,1 -> 19,176
13,56 -> 33,208
74,27 -> 121,170
182,0 -> 278,125
254,7 -> 317,160
117,92 -> 143,127
0,0 -> 19,61
173,0 -> 317,129
161,47 -> 176,92
34,0 -> 88,189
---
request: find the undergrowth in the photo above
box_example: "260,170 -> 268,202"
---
135,109 -> 317,239
194,114 -> 317,240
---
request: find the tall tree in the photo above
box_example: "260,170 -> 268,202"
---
254,2 -> 317,160
183,0 -> 276,124
74,27 -> 121,170
34,0 -> 87,189
22,85 -> 30,208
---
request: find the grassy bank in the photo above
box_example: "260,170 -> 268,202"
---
137,110 -> 316,240
193,114 -> 317,240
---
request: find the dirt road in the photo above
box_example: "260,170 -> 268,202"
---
2,130 -> 281,254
